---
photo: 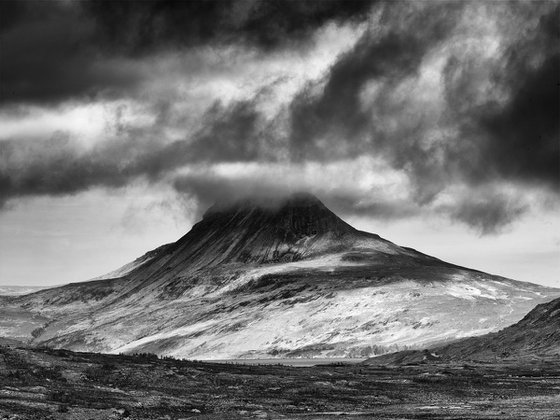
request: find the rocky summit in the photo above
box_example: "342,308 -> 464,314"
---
1,193 -> 559,359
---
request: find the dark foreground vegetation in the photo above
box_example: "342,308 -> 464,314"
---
1,346 -> 560,419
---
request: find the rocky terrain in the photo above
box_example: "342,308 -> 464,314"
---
2,345 -> 560,419
1,193 -> 559,359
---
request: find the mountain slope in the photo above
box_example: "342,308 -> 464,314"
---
1,193 -> 559,359
365,296 -> 560,364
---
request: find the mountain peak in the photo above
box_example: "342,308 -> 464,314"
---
201,192 -> 354,238
171,192 -> 361,267
203,191 -> 324,218
281,191 -> 323,207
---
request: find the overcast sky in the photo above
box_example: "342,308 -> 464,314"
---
0,0 -> 558,287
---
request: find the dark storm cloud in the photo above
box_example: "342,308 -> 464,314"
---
481,54 -> 559,188
288,2 -> 559,190
0,97 -> 268,206
282,1 -> 559,230
449,190 -> 529,235
0,134 -> 131,206
188,100 -> 263,162
0,0 -> 28,34
0,1 -> 145,104
0,0 -> 373,105
289,2 -> 463,160
441,4 -> 560,191
124,98 -> 269,180
477,6 -> 560,189
284,1 -> 468,207
84,0 -> 374,54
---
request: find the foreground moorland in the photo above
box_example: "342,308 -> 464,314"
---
1,346 -> 560,419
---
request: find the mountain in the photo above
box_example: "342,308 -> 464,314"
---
1,193 -> 559,359
365,296 -> 560,364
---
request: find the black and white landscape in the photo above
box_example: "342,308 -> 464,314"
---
2,194 -> 560,418
1,0 -> 559,419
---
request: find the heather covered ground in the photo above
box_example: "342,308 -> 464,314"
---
2,346 -> 560,419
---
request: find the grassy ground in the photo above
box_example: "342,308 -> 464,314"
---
1,346 -> 560,419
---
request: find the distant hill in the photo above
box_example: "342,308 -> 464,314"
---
365,296 -> 560,364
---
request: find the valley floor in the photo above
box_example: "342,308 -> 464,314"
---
1,346 -> 560,419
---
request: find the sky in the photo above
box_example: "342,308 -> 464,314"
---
0,0 -> 559,287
